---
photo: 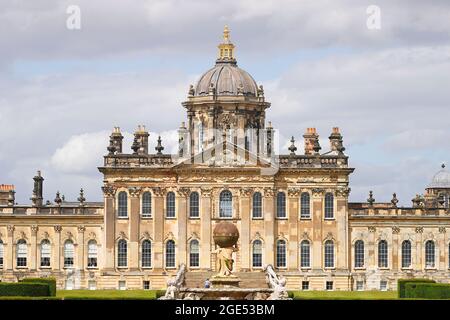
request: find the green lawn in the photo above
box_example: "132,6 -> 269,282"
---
289,290 -> 398,300
57,289 -> 160,300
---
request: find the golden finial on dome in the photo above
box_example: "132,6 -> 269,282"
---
218,25 -> 235,61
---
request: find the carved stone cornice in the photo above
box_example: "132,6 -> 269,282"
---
128,187 -> 141,197
287,188 -> 300,197
102,185 -> 116,197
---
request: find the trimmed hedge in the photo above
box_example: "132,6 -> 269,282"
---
21,278 -> 57,296
0,282 -> 50,297
398,278 -> 435,298
155,290 -> 166,299
405,283 -> 450,299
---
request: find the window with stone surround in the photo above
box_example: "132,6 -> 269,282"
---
40,239 -> 51,267
425,240 -> 435,268
276,239 -> 287,268
300,240 -> 310,268
118,191 -> 128,218
142,192 -> 152,218
326,281 -> 333,290
354,240 -> 365,268
324,193 -> 334,219
252,192 -> 262,218
378,240 -> 388,268
142,240 -> 152,268
87,240 -> 98,268
356,281 -> 364,291
117,239 -> 127,267
300,192 -> 310,219
189,240 -> 199,267
302,281 -> 309,290
16,239 -> 27,267
401,240 -> 411,268
252,240 -> 262,268
166,240 -> 176,268
166,192 -> 176,218
324,240 -> 334,268
189,192 -> 200,218
219,190 -> 233,218
64,240 -> 74,268
0,240 -> 4,267
276,192 -> 286,218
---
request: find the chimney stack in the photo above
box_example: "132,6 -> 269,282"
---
329,127 -> 345,155
303,128 -> 320,155
107,127 -> 124,155
178,122 -> 188,158
133,125 -> 150,154
31,170 -> 44,207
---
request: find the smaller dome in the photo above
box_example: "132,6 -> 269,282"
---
428,163 -> 450,189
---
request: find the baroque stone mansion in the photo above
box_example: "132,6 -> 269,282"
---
0,27 -> 449,291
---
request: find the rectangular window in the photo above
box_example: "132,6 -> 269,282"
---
118,281 -> 126,290
326,281 -> 333,291
380,280 -> 387,291
356,281 -> 364,291
88,280 -> 96,290
143,281 -> 150,290
302,281 -> 309,290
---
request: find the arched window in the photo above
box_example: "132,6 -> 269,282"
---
117,239 -> 127,267
166,192 -> 176,218
142,192 -> 152,218
300,240 -> 310,268
0,240 -> 3,267
189,192 -> 200,218
252,240 -> 262,268
40,240 -> 51,267
252,192 -> 262,218
425,240 -> 435,268
118,191 -> 128,217
219,190 -> 233,218
276,240 -> 287,268
324,240 -> 334,268
276,192 -> 286,218
87,240 -> 98,268
354,240 -> 364,268
378,240 -> 388,268
16,239 -> 27,267
300,192 -> 310,219
401,240 -> 411,268
142,240 -> 152,268
189,240 -> 200,267
324,193 -> 334,219
166,240 -> 175,268
64,240 -> 74,268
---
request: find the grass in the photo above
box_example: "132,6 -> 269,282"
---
289,290 -> 398,300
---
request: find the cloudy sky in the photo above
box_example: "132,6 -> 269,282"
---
0,0 -> 449,205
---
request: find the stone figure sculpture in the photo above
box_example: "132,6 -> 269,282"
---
214,245 -> 239,276
159,263 -> 186,300
264,264 -> 291,300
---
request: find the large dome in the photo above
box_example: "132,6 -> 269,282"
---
428,164 -> 450,188
194,61 -> 258,97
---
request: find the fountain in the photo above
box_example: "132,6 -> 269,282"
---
159,221 -> 290,300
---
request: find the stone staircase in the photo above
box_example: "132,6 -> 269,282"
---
184,270 -> 269,288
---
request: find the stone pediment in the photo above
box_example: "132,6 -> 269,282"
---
174,140 -> 276,170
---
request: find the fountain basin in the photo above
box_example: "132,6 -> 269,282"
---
178,288 -> 274,300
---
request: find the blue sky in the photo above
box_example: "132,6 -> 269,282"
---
0,0 -> 449,205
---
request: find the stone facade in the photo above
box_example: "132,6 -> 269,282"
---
0,28 -> 449,291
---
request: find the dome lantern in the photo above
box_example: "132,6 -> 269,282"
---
217,25 -> 235,62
